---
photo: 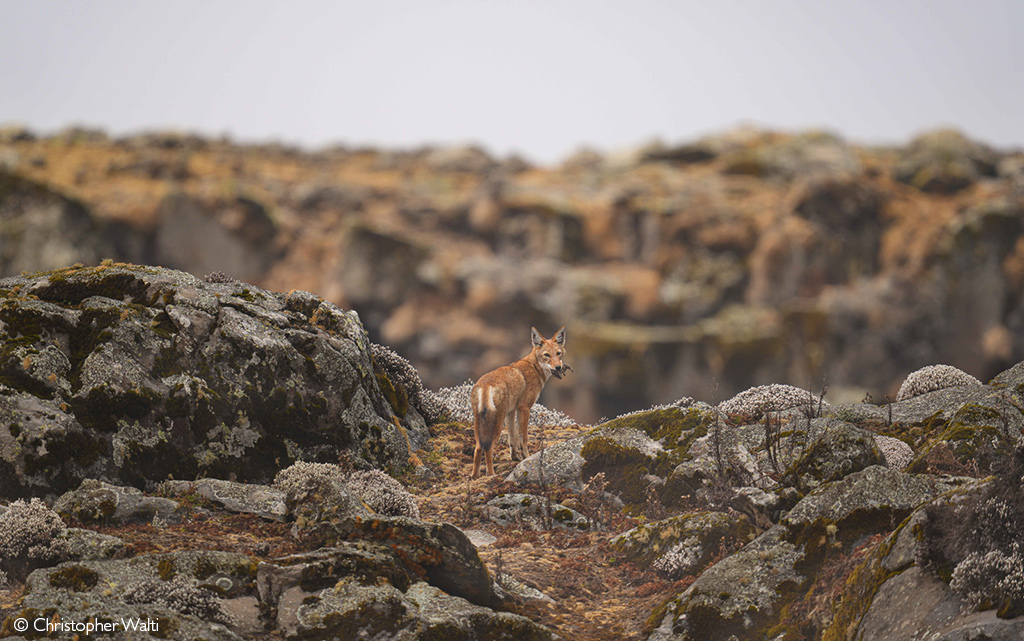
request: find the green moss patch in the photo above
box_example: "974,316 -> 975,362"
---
581,436 -> 655,506
48,564 -> 100,591
907,411 -> 1011,476
600,406 -> 711,457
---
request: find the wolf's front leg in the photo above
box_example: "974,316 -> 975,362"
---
515,405 -> 531,460
506,410 -> 525,461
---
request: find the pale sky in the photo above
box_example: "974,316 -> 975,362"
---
1,1 -> 1021,164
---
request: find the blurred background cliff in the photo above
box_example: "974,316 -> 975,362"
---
2,1 -> 1022,423
3,126 -> 1023,423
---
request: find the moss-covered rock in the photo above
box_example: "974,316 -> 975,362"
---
54,478 -> 185,524
821,477 -> 1024,641
284,579 -> 557,641
651,466 -> 967,641
907,394 -> 1022,476
483,492 -> 589,530
508,406 -> 711,495
654,525 -> 804,641
785,419 -> 886,493
285,475 -> 495,608
611,511 -> 755,578
0,263 -> 419,499
507,424 -> 663,492
3,550 -> 257,640
161,477 -> 288,522
581,436 -> 659,505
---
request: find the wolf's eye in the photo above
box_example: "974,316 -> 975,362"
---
543,353 -> 550,358
557,351 -> 562,356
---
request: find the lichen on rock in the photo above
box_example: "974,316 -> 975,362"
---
0,263 -> 418,499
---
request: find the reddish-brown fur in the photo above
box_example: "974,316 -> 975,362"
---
470,327 -> 567,479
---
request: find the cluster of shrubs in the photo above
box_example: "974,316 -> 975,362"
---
273,461 -> 420,519
651,536 -> 703,579
872,434 -> 914,470
895,364 -> 982,401
122,574 -> 227,622
918,445 -> 1024,617
718,383 -> 830,421
0,498 -> 72,582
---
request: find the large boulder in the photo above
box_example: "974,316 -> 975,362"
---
259,545 -> 556,640
507,405 -> 710,501
0,263 -> 422,499
54,479 -> 184,524
611,511 -> 756,579
279,467 -> 496,607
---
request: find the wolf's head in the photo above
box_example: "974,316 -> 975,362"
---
531,326 -> 568,379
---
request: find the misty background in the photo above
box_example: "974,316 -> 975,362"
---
2,1 -> 1022,163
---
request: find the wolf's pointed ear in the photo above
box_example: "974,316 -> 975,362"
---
531,327 -> 544,347
554,326 -> 566,346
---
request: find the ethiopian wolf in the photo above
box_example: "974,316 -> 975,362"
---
470,327 -> 569,479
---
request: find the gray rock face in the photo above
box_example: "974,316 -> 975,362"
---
781,466 -> 961,534
905,386 -> 1023,475
611,511 -> 755,579
831,476 -> 1024,641
0,263 -> 420,499
161,478 -> 288,522
54,479 -> 185,524
13,550 -> 256,641
281,579 -> 557,641
482,493 -> 589,531
0,171 -> 145,276
786,419 -> 886,492
507,424 -> 662,491
259,546 -> 556,640
652,466 -> 966,641
285,476 -> 496,607
154,193 -> 280,284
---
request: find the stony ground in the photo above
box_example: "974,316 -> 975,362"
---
0,420 -> 699,641
406,420 -> 696,641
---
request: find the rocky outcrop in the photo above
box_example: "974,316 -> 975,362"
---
824,450 -> 1024,641
258,547 -> 554,640
54,479 -> 185,524
0,263 -> 424,500
650,467 -> 967,641
611,510 -> 756,579
8,550 -> 259,640
639,361 -> 1024,640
